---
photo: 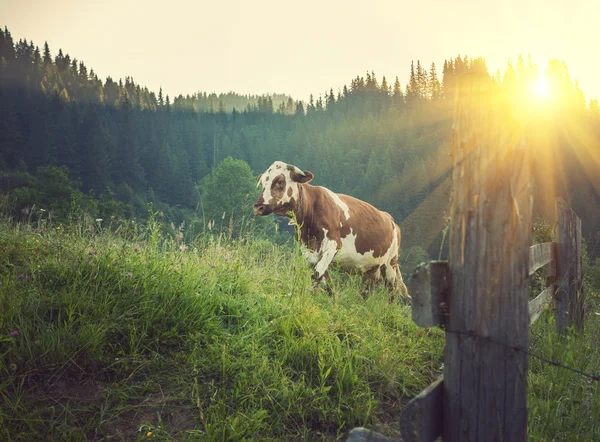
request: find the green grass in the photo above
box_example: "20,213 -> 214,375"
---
528,300 -> 600,441
0,217 -> 444,441
0,215 -> 599,441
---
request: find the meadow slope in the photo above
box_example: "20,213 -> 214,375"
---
0,216 -> 598,441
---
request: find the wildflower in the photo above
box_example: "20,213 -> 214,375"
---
96,218 -> 103,223
56,226 -> 61,230
10,330 -> 19,337
127,273 -> 133,278
111,215 -> 115,219
39,209 -> 46,212
134,248 -> 139,253
146,432 -> 152,438
277,283 -> 283,288
179,244 -> 188,252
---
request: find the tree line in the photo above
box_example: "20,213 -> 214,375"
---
1,25 -> 599,258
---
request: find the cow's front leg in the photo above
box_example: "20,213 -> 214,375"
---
313,237 -> 339,282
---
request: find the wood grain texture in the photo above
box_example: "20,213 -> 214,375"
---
400,376 -> 443,442
408,261 -> 449,327
555,198 -> 584,333
444,73 -> 532,442
529,285 -> 553,325
529,242 -> 554,276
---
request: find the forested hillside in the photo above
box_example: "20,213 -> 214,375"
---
1,26 -> 600,258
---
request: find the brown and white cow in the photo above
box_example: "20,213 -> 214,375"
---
253,161 -> 409,299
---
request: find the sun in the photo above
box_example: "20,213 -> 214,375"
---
534,76 -> 550,99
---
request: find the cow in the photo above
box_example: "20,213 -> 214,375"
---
253,161 -> 409,300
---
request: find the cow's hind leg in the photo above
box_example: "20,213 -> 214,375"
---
382,255 -> 410,303
361,266 -> 381,299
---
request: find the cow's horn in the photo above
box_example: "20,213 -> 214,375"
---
289,165 -> 305,176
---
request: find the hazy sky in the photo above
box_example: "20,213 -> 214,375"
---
1,0 -> 598,102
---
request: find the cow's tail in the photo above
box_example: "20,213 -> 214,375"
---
389,223 -> 411,302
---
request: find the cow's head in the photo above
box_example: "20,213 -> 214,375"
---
253,161 -> 314,216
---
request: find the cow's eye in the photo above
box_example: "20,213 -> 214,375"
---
277,181 -> 284,187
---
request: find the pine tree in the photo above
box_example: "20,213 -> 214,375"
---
503,59 -> 517,98
441,59 -> 454,100
392,76 -> 404,108
406,61 -> 418,106
104,77 -> 119,106
158,87 -> 164,107
381,76 -> 389,94
307,94 -> 315,113
428,62 -> 441,101
416,60 -> 428,100
43,42 -> 51,65
316,95 -> 323,111
327,88 -> 335,109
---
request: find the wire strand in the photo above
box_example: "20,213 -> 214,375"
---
443,328 -> 600,383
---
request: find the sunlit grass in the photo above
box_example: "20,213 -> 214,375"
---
1,197 -> 599,440
0,215 -> 444,441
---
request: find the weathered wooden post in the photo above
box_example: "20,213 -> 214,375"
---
555,197 -> 583,333
443,73 -> 533,441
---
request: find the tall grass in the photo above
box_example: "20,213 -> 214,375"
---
1,203 -> 599,441
0,208 -> 444,441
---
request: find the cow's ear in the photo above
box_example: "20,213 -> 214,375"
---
291,170 -> 314,184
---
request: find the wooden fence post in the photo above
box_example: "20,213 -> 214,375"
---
444,73 -> 533,441
555,197 -> 584,333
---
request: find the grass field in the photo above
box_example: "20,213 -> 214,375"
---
0,213 -> 598,441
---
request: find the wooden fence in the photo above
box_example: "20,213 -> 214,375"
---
399,195 -> 582,442
346,73 -> 584,442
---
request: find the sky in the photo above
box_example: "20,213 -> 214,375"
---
1,0 -> 598,103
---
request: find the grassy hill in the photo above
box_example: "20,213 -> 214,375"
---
0,209 -> 599,441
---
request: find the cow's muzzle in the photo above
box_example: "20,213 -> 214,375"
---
253,203 -> 268,216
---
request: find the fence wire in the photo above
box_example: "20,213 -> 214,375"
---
442,327 -> 600,383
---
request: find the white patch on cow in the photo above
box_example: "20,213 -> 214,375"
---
324,188 -> 350,220
314,228 -> 339,278
334,226 -> 399,274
